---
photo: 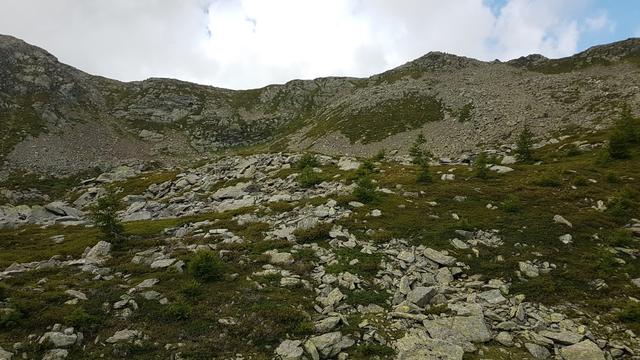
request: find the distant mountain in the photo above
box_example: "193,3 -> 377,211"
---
1,34 -> 639,176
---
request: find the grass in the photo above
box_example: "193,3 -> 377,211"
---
307,93 -> 444,144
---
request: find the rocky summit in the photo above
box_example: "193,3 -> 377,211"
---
1,35 -> 640,360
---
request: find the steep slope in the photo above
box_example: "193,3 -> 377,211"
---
1,35 -> 640,177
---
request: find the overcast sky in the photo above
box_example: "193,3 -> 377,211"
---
0,0 -> 637,89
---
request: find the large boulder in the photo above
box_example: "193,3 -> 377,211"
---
423,248 -> 456,266
395,330 -> 464,360
307,332 -> 354,359
275,339 -> 304,360
559,340 -> 605,360
84,241 -> 112,264
422,315 -> 491,343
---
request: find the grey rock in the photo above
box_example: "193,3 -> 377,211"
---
525,343 -> 551,359
0,346 -> 13,360
423,248 -> 456,266
42,349 -> 68,360
406,286 -> 438,307
395,330 -> 464,360
106,329 -> 142,343
538,330 -> 583,345
559,340 -> 605,360
39,332 -> 77,348
308,332 -> 354,359
422,315 -> 491,343
275,339 -> 304,360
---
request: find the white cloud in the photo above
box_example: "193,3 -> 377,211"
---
0,0 -> 619,89
585,11 -> 615,32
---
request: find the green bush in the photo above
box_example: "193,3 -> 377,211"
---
573,177 -> 589,187
474,152 -> 489,179
355,160 -> 376,177
416,163 -> 432,183
608,108 -> 640,159
293,223 -> 332,244
180,280 -> 202,299
618,302 -> 640,323
502,195 -> 521,213
346,289 -> 388,306
606,173 -> 621,183
162,303 -> 192,321
534,177 -> 562,187
372,149 -> 386,161
188,251 -> 225,282
351,344 -> 395,358
607,230 -> 635,247
515,125 -> 535,163
609,130 -> 632,159
0,283 -> 7,300
354,176 -> 378,203
0,308 -> 22,329
565,145 -> 582,157
298,166 -> 322,188
296,153 -> 319,169
64,307 -> 103,330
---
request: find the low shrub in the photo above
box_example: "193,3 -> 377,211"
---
188,251 -> 225,282
298,166 -> 322,188
502,195 -> 522,213
296,153 -> 319,169
354,176 -> 378,203
162,303 -> 192,321
293,223 -> 332,244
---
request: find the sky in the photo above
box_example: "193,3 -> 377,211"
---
0,0 -> 638,89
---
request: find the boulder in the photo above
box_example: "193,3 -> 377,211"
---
489,165 -> 514,174
42,349 -> 68,360
39,332 -> 77,348
422,315 -> 491,343
423,248 -> 456,266
539,330 -> 583,345
275,339 -> 304,360
307,332 -> 354,359
519,261 -> 539,278
84,241 -> 112,264
337,157 -> 361,171
553,215 -> 573,228
106,329 -> 141,343
559,340 -> 605,360
0,346 -> 13,360
525,343 -> 551,359
395,330 -> 463,360
406,286 -> 438,307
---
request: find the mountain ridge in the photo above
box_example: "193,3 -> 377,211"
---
1,34 -> 639,177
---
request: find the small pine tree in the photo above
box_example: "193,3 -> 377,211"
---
416,159 -> 432,183
90,190 -> 125,246
298,166 -> 322,188
474,152 -> 489,179
296,153 -> 319,169
409,134 -> 428,164
353,176 -> 378,203
608,108 -> 640,160
515,125 -> 535,163
609,129 -> 631,159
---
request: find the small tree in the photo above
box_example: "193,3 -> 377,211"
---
409,134 -> 428,164
296,153 -> 319,169
608,108 -> 640,159
609,129 -> 631,159
188,251 -> 225,282
474,152 -> 489,179
354,176 -> 378,203
90,190 -> 125,246
298,166 -> 322,188
416,159 -> 432,183
515,125 -> 535,163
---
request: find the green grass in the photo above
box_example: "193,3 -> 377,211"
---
307,93 -> 444,144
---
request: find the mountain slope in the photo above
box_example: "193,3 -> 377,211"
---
1,35 -> 640,176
